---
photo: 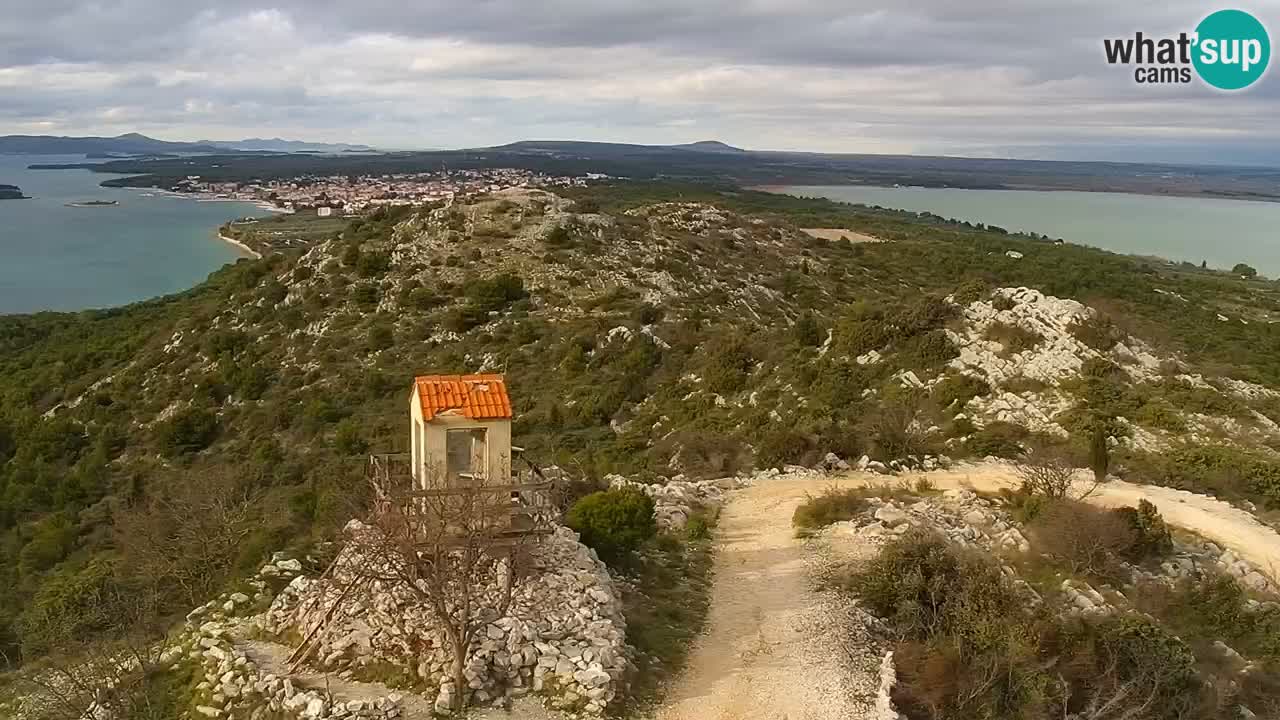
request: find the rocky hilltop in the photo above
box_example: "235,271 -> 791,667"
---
3,182 -> 1280,717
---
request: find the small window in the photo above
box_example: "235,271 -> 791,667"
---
446,428 -> 487,483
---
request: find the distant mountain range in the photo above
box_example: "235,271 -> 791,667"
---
490,139 -> 747,155
195,137 -> 375,153
0,132 -> 372,156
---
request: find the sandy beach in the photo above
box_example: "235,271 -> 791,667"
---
218,231 -> 263,260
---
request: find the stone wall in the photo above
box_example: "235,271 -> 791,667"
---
262,524 -> 628,715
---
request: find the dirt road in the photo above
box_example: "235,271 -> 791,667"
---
654,462 -> 1280,719
655,474 -> 886,720
913,463 -> 1280,584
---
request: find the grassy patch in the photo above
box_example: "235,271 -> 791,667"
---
613,535 -> 714,716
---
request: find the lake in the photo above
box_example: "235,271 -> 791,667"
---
777,185 -> 1280,277
0,154 -> 269,314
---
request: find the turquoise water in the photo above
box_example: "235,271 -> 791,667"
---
781,185 -> 1280,277
0,154 -> 269,314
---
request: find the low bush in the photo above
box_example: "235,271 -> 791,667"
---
991,294 -> 1016,311
895,329 -> 957,370
755,428 -> 809,469
1029,500 -> 1135,578
1135,572 -> 1280,663
1121,444 -> 1280,507
857,531 -> 1215,720
930,373 -> 991,411
1112,499 -> 1173,561
792,487 -> 872,530
862,396 -> 932,460
962,421 -> 1029,458
855,531 -> 1047,719
566,488 -> 657,563
983,321 -> 1043,355
1068,313 -> 1124,350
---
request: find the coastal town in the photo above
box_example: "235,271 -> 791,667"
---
173,167 -> 603,216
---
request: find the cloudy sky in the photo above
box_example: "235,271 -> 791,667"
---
1,1 -> 1278,163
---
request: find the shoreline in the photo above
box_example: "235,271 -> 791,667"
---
218,231 -> 262,260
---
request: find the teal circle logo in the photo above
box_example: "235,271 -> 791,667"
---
1193,9 -> 1270,90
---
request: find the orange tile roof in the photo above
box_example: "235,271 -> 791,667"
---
414,374 -> 512,421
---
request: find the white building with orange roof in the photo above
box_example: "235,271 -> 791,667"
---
409,374 -> 513,489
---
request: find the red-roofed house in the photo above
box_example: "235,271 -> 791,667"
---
409,374 -> 513,488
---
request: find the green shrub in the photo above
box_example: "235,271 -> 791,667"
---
951,279 -> 988,305
991,294 -> 1016,311
1112,499 -> 1172,561
983,321 -> 1042,355
366,323 -> 394,351
792,487 -> 872,530
701,333 -> 755,394
566,488 -> 657,562
756,429 -> 809,469
1067,614 -> 1204,718
1068,313 -> 1124,350
685,513 -> 712,540
155,406 -> 218,456
791,311 -> 823,347
962,421 -> 1028,458
1123,444 -> 1280,507
355,251 -> 390,278
333,419 -> 368,455
1133,397 -> 1187,432
466,273 -> 527,312
896,329 -> 958,370
931,373 -> 991,410
1136,572 -> 1280,663
833,303 -> 893,356
351,282 -> 380,310
862,396 -> 931,460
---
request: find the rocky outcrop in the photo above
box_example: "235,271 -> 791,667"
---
606,474 -> 747,531
949,287 -> 1161,388
262,524 -> 627,715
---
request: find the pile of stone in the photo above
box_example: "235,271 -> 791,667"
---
172,556 -> 410,720
851,453 -> 951,475
606,474 -> 745,532
833,488 -> 1030,554
1060,579 -> 1112,615
1143,537 -> 1277,595
264,524 -> 628,716
827,489 -> 1040,606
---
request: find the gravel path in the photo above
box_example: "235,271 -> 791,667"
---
911,463 -> 1280,584
237,639 -> 438,719
654,475 -> 887,720
653,461 -> 1280,720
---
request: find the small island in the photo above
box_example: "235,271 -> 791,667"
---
0,184 -> 28,200
65,199 -> 120,208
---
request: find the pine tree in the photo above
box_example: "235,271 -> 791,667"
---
1089,425 -> 1110,482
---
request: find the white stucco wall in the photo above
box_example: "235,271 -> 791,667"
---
409,386 -> 512,487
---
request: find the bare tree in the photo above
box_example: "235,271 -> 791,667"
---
323,457 -> 553,711
1015,445 -> 1103,501
1031,502 -> 1136,576
112,468 -> 268,606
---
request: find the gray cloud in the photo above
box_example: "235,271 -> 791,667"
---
0,0 -> 1277,162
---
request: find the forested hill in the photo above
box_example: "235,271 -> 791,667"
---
2,181 -> 1280,672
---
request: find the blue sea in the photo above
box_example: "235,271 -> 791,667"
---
780,185 -> 1280,277
0,154 -> 269,314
